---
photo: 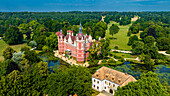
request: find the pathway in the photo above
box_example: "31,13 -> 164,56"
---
54,50 -> 89,67
111,49 -> 170,56
158,51 -> 170,56
101,16 -> 106,22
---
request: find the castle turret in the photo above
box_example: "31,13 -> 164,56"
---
79,23 -> 82,33
60,29 -> 62,34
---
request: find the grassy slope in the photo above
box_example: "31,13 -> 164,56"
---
106,21 -> 132,50
0,40 -> 29,61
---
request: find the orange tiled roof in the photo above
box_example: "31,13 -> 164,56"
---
92,66 -> 136,87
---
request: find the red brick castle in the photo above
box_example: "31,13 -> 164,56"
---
56,23 -> 93,62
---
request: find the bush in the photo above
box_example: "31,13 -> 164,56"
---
42,46 -> 52,52
114,46 -> 119,49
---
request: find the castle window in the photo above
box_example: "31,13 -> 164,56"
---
104,87 -> 106,89
105,81 -> 107,84
109,83 -> 111,85
97,86 -> 99,89
93,85 -> 95,88
112,77 -> 115,81
97,81 -> 99,84
113,84 -> 115,87
94,79 -> 95,82
77,58 -> 78,61
81,43 -> 83,48
81,58 -> 83,60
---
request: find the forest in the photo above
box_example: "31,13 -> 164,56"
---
0,11 -> 169,96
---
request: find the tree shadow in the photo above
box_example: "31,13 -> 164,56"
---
109,37 -> 117,40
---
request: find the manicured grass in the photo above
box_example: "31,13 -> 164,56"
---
0,40 -> 30,61
106,21 -> 132,50
111,52 -> 137,59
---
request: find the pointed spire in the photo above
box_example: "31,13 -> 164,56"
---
60,29 -> 62,34
79,22 -> 82,33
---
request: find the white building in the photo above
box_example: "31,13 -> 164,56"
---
92,66 -> 137,95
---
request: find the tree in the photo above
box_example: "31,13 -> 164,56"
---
4,26 -> 23,45
109,24 -> 119,36
45,33 -> 58,50
132,41 -> 144,55
22,50 -> 41,63
128,35 -> 138,46
12,51 -> 24,64
143,55 -> 155,70
19,23 -> 31,39
100,38 -> 110,59
33,61 -> 49,93
115,71 -> 169,96
143,45 -> 159,59
93,21 -> 107,39
42,45 -> 52,52
71,25 -> 79,36
88,41 -> 101,66
0,60 -> 20,78
156,37 -> 170,51
3,47 -> 15,60
46,66 -> 92,96
144,36 -> 155,46
29,40 -> 37,48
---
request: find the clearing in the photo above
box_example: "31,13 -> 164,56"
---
105,21 -> 132,50
0,40 -> 30,61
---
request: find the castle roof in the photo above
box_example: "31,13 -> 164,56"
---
92,66 -> 136,87
56,31 -> 64,37
67,30 -> 73,33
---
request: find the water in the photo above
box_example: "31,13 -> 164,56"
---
114,62 -> 170,84
47,60 -> 60,73
39,56 -> 60,73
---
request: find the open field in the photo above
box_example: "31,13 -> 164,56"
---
0,40 -> 30,61
106,21 -> 132,50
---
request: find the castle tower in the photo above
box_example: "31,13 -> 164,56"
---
76,23 -> 85,62
58,29 -> 64,54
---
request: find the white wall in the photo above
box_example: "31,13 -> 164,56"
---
92,77 -> 119,94
92,77 -> 103,92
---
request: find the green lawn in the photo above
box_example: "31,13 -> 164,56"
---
111,52 -> 137,59
0,40 -> 30,61
106,21 -> 132,50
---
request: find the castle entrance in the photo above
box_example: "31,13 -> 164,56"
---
109,89 -> 113,94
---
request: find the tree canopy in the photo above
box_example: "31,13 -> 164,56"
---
115,71 -> 169,96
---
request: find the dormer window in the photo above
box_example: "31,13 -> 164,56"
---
105,74 -> 109,78
96,73 -> 99,77
112,76 -> 115,81
118,79 -> 121,83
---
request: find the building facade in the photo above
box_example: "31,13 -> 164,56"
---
92,66 -> 137,95
56,23 -> 93,62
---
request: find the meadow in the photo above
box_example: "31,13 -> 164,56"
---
106,21 -> 132,50
0,40 -> 30,61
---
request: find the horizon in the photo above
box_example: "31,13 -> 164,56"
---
1,0 -> 170,12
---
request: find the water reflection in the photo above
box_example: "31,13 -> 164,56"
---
114,62 -> 170,84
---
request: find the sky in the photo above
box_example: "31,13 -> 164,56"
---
0,0 -> 169,12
